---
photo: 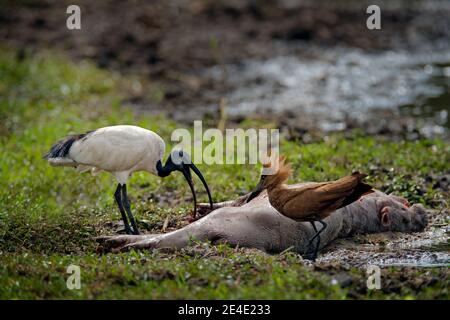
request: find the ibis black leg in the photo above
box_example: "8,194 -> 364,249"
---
121,184 -> 140,235
114,184 -> 132,235
307,219 -> 327,261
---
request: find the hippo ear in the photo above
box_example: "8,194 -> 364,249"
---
380,209 -> 390,226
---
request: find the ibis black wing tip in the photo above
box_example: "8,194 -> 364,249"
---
44,130 -> 94,160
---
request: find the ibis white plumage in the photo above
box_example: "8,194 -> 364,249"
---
44,125 -> 213,235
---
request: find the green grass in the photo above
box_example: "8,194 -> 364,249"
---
0,49 -> 448,299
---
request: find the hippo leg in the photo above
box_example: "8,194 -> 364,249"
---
96,234 -> 159,252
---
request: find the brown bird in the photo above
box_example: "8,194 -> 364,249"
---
246,156 -> 373,260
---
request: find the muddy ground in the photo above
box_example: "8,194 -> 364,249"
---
1,0 -> 450,138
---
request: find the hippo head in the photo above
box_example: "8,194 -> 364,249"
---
378,202 -> 428,233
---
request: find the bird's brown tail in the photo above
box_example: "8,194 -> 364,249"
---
325,171 -> 374,209
342,181 -> 374,207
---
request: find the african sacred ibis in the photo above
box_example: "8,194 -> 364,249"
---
44,125 -> 213,235
246,156 -> 372,260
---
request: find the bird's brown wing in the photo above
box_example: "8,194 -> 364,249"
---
274,172 -> 373,220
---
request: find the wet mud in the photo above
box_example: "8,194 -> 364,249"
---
1,0 -> 450,137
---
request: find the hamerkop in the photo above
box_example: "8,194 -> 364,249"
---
246,156 -> 373,260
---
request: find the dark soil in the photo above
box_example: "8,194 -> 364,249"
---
2,0 -> 450,131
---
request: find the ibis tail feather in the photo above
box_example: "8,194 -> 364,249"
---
43,131 -> 94,161
47,157 -> 77,167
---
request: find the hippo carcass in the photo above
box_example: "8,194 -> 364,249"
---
98,185 -> 428,258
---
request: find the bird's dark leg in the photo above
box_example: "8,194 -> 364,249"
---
121,184 -> 140,235
305,221 -> 319,260
306,218 -> 327,261
114,184 -> 132,235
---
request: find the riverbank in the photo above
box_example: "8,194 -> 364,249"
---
0,50 -> 448,299
1,0 -> 450,138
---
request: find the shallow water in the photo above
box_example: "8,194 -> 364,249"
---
322,248 -> 449,268
206,46 -> 450,136
371,251 -> 449,268
319,225 -> 449,268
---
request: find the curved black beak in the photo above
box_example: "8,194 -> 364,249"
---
187,163 -> 213,208
182,163 -> 213,218
180,166 -> 197,217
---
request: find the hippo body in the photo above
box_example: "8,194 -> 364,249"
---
99,187 -> 428,257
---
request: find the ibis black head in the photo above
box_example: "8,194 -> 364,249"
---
157,150 -> 213,219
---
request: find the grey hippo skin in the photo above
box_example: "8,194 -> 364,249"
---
98,187 -> 428,258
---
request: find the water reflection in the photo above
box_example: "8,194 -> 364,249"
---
206,47 -> 450,137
